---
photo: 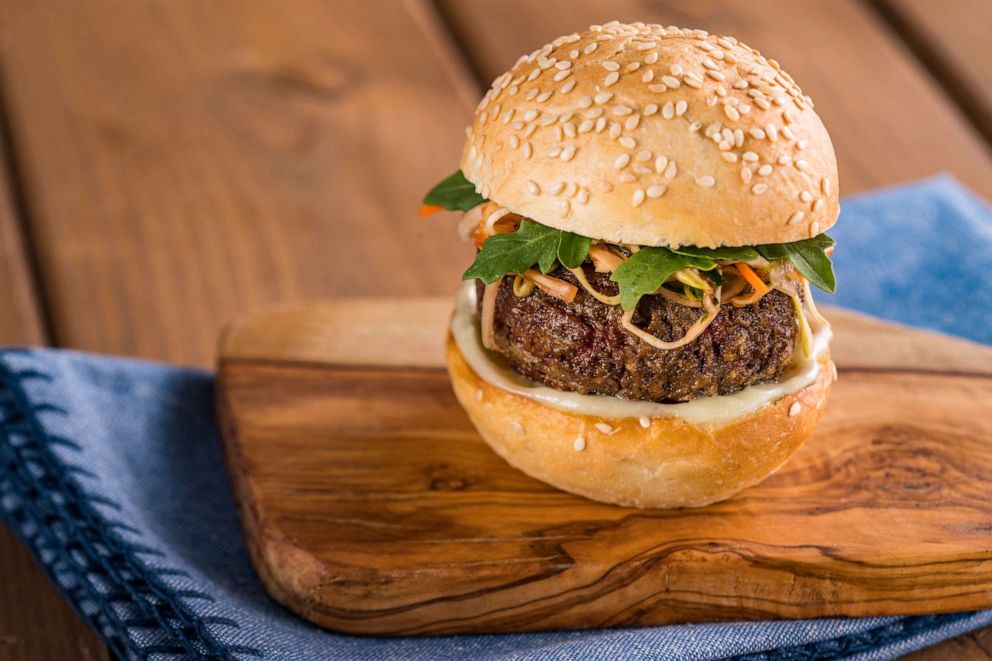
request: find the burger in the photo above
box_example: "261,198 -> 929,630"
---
420,21 -> 838,508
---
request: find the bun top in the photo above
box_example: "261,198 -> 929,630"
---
460,22 -> 839,248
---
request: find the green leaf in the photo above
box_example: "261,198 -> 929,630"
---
672,245 -> 759,262
423,170 -> 487,212
556,232 -> 592,269
463,221 -> 561,283
609,247 -> 716,311
756,234 -> 836,293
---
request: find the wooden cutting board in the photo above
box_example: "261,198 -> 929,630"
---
216,298 -> 992,636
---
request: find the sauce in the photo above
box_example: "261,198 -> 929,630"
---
451,282 -> 831,426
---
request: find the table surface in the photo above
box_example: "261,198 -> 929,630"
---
0,1 -> 989,659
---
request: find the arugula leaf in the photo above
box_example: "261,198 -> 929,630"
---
464,221 -> 558,283
672,245 -> 759,262
756,234 -> 836,293
610,247 -> 717,311
423,170 -> 487,212
557,232 -> 592,269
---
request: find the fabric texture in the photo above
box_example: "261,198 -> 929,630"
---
1,176 -> 990,660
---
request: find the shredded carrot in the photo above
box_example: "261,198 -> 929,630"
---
588,244 -> 625,273
524,270 -> 578,303
418,204 -> 445,218
735,262 -> 770,295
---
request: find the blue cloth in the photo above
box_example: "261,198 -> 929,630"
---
1,176 -> 991,661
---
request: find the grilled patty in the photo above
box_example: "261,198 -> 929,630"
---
477,265 -> 798,402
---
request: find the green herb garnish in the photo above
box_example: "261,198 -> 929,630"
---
463,221 -> 590,283
610,248 -> 718,310
423,170 -> 487,212
756,234 -> 836,293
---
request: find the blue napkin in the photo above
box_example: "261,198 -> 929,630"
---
1,176 -> 991,660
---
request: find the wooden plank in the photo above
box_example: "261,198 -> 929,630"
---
0,0 -> 478,366
879,0 -> 992,144
0,123 -> 108,660
217,299 -> 992,635
437,0 -> 992,199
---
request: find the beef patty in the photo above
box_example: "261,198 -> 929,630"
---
477,265 -> 798,402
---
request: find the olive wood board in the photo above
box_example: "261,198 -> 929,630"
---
216,297 -> 992,636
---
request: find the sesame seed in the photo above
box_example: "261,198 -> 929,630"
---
603,61 -> 620,71
547,146 -> 562,158
527,68 -> 541,82
608,123 -> 622,139
721,152 -> 738,163
573,436 -> 586,451
696,175 -> 716,188
812,198 -> 824,212
811,221 -> 820,235
555,60 -> 571,70
758,164 -> 773,176
741,167 -> 753,184
560,79 -> 577,94
752,183 -> 767,195
664,161 -> 677,178
633,164 -> 651,175
796,160 -> 811,172
788,211 -> 805,224
706,70 -> 725,81
703,57 -> 718,70
560,145 -> 577,161
777,155 -> 791,165
645,51 -> 659,64
569,49 -> 579,59
510,420 -> 525,434
798,139 -> 809,150
821,178 -> 831,195
662,101 -> 675,119
648,84 -> 668,93
524,123 -> 537,137
584,42 -> 598,54
742,151 -> 758,162
578,119 -> 595,133
549,181 -> 565,195
613,105 -> 633,116
553,69 -> 570,82
655,155 -> 668,173
788,402 -> 802,417
625,115 -> 641,130
642,70 -> 655,83
594,92 -> 613,104
644,103 -> 659,116
588,107 -> 605,118
577,96 -> 593,109
639,416 -> 651,428
604,71 -> 620,86
526,180 -> 540,195
619,136 -> 637,148
799,191 -> 813,203
725,105 -> 740,121
595,117 -> 607,132
632,188 -> 646,206
577,188 -> 590,205
523,110 -> 538,121
676,100 -> 688,116
522,142 -> 533,159
688,121 -> 702,132
560,199 -> 571,216
595,422 -> 615,434
619,172 -> 637,183
614,153 -> 631,169
766,124 -> 779,141
647,184 -> 666,198
635,150 -> 651,162
508,134 -> 520,149
684,75 -> 702,89
755,97 -> 771,110
662,75 -> 681,88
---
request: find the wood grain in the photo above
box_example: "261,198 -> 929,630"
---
217,299 -> 992,635
437,0 -> 992,199
879,0 -> 992,144
0,0 -> 476,366
0,113 -> 107,661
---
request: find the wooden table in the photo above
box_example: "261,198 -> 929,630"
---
0,1 -> 989,658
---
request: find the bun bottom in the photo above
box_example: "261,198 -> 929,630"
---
446,334 -> 835,508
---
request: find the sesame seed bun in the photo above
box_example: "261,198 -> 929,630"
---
447,334 -> 835,508
460,21 -> 839,248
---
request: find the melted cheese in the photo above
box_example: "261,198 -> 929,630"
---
451,282 -> 831,426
